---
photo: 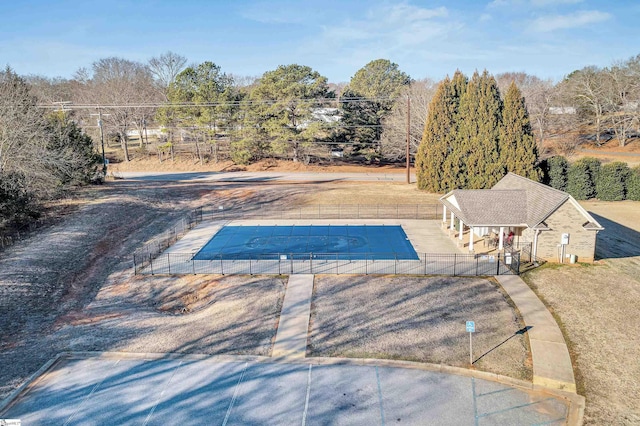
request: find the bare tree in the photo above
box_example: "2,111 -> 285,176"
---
0,67 -> 51,185
148,51 -> 187,100
1,68 -> 99,202
564,66 -> 608,145
602,62 -> 636,147
380,78 -> 437,161
73,57 -> 157,161
230,74 -> 260,88
23,75 -> 74,104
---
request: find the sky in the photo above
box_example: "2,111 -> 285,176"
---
0,0 -> 638,83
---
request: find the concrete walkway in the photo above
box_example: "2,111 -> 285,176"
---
496,275 -> 577,393
272,274 -> 314,358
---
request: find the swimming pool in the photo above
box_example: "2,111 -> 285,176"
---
192,225 -> 419,260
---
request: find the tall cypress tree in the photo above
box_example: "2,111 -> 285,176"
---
416,77 -> 451,191
441,71 -> 467,191
457,71 -> 503,189
499,82 -> 540,180
415,71 -> 466,192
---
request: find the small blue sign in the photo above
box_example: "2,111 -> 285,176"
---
466,321 -> 475,333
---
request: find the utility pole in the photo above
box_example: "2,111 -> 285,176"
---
90,108 -> 110,176
406,95 -> 411,184
98,110 -> 106,176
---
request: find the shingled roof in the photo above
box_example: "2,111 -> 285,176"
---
492,173 -> 570,227
439,173 -> 602,229
440,189 -> 528,226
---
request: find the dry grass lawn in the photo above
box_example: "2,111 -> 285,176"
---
309,275 -> 531,381
295,182 -> 442,205
523,200 -> 640,425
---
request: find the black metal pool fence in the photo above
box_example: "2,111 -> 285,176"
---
134,251 -> 520,276
203,203 -> 444,220
132,204 -> 524,276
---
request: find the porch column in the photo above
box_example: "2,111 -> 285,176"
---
468,227 -> 474,252
498,226 -> 504,250
450,212 -> 455,230
442,205 -> 447,223
459,220 -> 464,241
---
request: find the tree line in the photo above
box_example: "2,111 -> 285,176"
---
29,55 -> 413,165
0,67 -> 101,236
21,52 -> 640,169
2,51 -> 640,238
22,51 -> 640,168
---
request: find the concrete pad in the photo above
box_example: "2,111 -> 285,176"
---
223,363 -> 309,425
1,355 -> 576,425
376,366 -> 475,425
165,221 -> 222,254
159,219 -> 460,259
305,364 -> 381,425
143,360 -> 248,425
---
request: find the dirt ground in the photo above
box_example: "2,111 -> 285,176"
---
0,181 -> 298,400
523,199 -> 640,425
309,275 -> 531,381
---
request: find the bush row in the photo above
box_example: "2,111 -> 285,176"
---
540,156 -> 640,201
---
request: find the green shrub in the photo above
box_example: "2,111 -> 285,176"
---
596,162 -> 630,201
230,140 -> 253,165
541,156 -> 569,191
0,172 -> 41,231
626,166 -> 640,201
566,157 -> 601,200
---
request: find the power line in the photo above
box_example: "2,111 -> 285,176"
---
33,96 -> 396,109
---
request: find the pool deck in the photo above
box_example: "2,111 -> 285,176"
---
165,219 -> 461,256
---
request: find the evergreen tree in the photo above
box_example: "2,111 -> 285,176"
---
46,113 -> 102,184
457,71 -> 503,189
339,59 -> 411,159
416,70 -> 542,192
415,71 -> 466,192
245,64 -> 330,163
0,172 -> 41,232
499,82 -> 540,181
441,71 -> 468,190
566,157 -> 601,199
542,155 -> 569,191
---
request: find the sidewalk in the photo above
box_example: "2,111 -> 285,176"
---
496,275 -> 577,393
272,274 -> 314,358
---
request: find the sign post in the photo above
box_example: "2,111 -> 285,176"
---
466,321 -> 475,365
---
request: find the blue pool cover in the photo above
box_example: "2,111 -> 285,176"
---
193,225 -> 419,260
